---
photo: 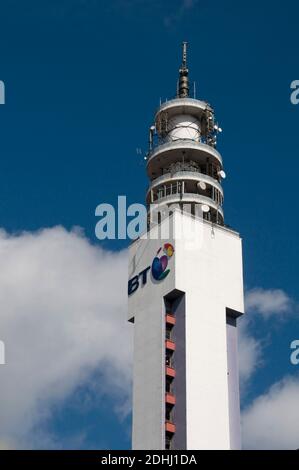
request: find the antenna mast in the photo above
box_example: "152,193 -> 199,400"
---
178,41 -> 189,98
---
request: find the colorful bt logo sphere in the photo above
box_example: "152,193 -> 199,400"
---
151,243 -> 175,281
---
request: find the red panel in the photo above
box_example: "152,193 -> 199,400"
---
165,340 -> 176,351
165,421 -> 176,433
166,366 -> 176,378
165,314 -> 176,325
165,393 -> 176,405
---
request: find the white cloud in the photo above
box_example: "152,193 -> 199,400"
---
245,288 -> 293,318
0,226 -> 132,449
243,288 -> 299,449
238,318 -> 262,387
239,288 -> 295,389
242,376 -> 299,449
239,287 -> 294,385
0,229 -> 296,450
239,288 -> 299,449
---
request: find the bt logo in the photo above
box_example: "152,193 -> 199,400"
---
151,243 -> 174,281
128,243 -> 175,296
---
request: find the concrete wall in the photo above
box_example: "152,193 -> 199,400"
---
174,212 -> 244,449
128,211 -> 244,450
128,220 -> 176,449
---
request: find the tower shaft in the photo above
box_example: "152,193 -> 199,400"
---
128,44 -> 244,450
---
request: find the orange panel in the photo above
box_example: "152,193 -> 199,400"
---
165,314 -> 176,325
166,366 -> 176,378
165,393 -> 176,405
165,340 -> 176,351
165,421 -> 176,434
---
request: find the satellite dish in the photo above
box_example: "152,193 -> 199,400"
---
218,170 -> 226,179
201,204 -> 210,213
197,181 -> 206,191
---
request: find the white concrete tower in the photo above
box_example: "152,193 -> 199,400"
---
128,43 -> 244,450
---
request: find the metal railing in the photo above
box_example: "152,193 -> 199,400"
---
148,136 -> 216,156
146,138 -> 223,166
147,170 -> 223,194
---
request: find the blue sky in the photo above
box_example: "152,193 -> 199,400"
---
0,0 -> 298,449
